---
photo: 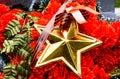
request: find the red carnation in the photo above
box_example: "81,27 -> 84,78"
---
31,28 -> 40,41
68,72 -> 80,79
0,20 -> 6,32
0,33 -> 4,48
29,67 -> 45,79
82,20 -> 118,48
0,73 -> 4,79
113,49 -> 120,66
8,9 -> 22,14
84,48 -> 101,59
111,22 -> 120,48
92,65 -> 110,79
0,4 -> 10,16
35,0 -> 61,26
30,12 -> 42,18
29,41 -> 37,49
111,22 -> 120,36
0,13 -> 16,24
82,67 -> 95,79
82,55 -> 94,68
10,56 -> 24,66
94,53 -> 116,72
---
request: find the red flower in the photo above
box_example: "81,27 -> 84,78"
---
31,28 -> 40,41
0,73 -> 4,79
84,48 -> 101,59
66,2 -> 78,8
0,13 -> 16,24
68,72 -> 80,79
35,0 -> 61,26
8,9 -> 22,14
0,20 -> 6,32
94,52 -> 116,72
111,22 -> 120,48
0,33 -> 4,48
82,67 -> 95,79
92,65 -> 110,79
0,4 -> 10,16
29,41 -> 37,49
82,20 -> 118,48
29,67 -> 45,79
10,56 -> 24,66
18,18 -> 25,27
30,12 -> 42,18
55,76 -> 64,79
113,49 -> 120,66
82,55 -> 94,68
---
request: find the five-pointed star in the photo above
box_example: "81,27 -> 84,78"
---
35,22 -> 102,77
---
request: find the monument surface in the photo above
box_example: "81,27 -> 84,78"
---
97,0 -> 117,19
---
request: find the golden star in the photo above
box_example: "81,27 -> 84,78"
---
35,21 -> 102,77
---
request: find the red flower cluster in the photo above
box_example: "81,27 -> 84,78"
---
1,0 -> 120,79
0,4 -> 10,16
0,73 -> 4,79
10,56 -> 24,66
30,0 -> 61,26
76,0 -> 96,8
0,4 -> 22,48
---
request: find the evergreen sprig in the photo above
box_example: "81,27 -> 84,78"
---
4,20 -> 21,38
0,12 -> 36,78
33,0 -> 50,12
2,64 -> 17,77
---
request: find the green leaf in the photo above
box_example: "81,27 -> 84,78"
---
16,12 -> 27,19
2,40 -> 14,53
17,61 -> 31,76
5,20 -> 21,38
33,0 -> 50,12
3,64 -> 17,76
3,76 -> 16,79
22,23 -> 32,43
40,0 -> 50,9
110,67 -> 120,77
28,56 -> 32,65
18,45 -> 33,58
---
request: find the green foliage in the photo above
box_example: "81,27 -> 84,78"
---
110,67 -> 120,77
3,64 -> 17,77
1,13 -> 34,56
33,0 -> 50,12
16,12 -> 27,19
17,61 -> 31,76
4,20 -> 21,38
0,11 -> 37,79
3,61 -> 31,79
18,44 -> 33,58
3,76 -> 16,79
40,0 -> 50,9
22,23 -> 32,43
116,0 -> 120,7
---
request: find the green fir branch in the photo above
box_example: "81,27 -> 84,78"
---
5,20 -> 21,38
3,76 -> 16,79
3,64 -> 17,77
17,61 -> 31,77
1,12 -> 36,78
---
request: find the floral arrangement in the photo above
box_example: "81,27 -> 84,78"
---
0,0 -> 120,79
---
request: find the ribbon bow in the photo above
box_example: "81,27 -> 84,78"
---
65,1 -> 99,24
54,1 -> 99,31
